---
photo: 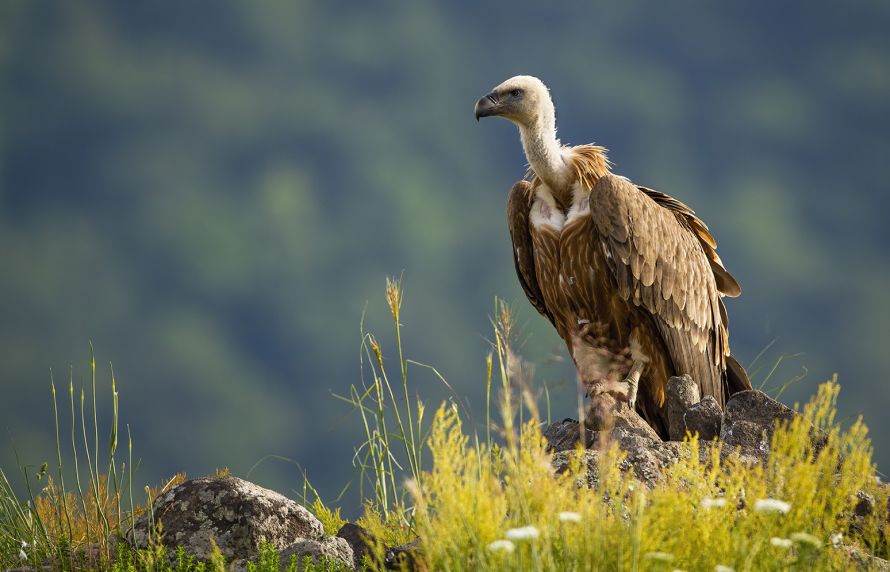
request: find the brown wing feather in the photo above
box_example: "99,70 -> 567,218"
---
507,181 -> 554,325
638,186 -> 742,298
589,175 -> 733,404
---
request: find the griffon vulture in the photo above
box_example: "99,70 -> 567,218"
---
475,75 -> 750,436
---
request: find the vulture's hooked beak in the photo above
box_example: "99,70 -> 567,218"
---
474,92 -> 500,121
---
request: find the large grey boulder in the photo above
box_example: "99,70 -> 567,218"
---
127,476 -> 324,561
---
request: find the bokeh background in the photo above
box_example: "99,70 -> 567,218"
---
1,1 -> 888,512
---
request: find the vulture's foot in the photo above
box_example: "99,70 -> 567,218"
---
582,362 -> 642,409
583,361 -> 644,431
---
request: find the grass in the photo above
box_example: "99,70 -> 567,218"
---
0,346 -> 135,570
1,279 -> 888,570
399,381 -> 888,570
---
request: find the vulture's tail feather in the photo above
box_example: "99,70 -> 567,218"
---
725,355 -> 752,395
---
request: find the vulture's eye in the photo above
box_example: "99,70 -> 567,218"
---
510,88 -> 523,98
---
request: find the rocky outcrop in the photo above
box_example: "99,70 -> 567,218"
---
544,382 -> 889,569
126,476 -> 353,569
545,381 -> 799,488
547,419 -> 736,489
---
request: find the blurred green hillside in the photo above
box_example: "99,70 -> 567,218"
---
1,1 -> 888,508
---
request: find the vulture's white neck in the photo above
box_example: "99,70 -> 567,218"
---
518,104 -> 573,196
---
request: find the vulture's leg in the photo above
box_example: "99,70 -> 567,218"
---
623,360 -> 644,410
583,393 -> 619,431
581,361 -> 648,433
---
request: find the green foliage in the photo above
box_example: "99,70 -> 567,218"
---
310,498 -> 346,538
107,542 -> 352,572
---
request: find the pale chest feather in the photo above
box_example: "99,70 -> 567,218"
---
528,183 -> 613,334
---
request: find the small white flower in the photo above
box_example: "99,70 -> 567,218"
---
830,532 -> 843,548
770,537 -> 793,548
715,566 -> 735,572
19,548 -> 27,561
790,532 -> 822,548
487,539 -> 515,553
558,511 -> 582,523
505,525 -> 540,541
644,551 -> 674,562
701,497 -> 727,509
753,498 -> 791,514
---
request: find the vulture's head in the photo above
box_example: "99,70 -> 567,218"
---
474,75 -> 553,127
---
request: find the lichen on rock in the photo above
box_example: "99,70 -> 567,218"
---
126,476 -> 324,562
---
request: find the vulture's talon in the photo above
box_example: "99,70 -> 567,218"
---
624,375 -> 639,410
623,360 -> 644,411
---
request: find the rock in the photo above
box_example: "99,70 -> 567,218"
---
278,537 -> 354,570
612,407 -> 663,442
552,448 -> 601,487
546,418 -> 734,489
583,393 -> 664,441
333,523 -> 423,570
683,395 -> 722,440
839,545 -> 890,571
543,411 -> 660,454
666,375 -> 701,440
551,441 -> 727,489
337,523 -> 376,569
855,490 -> 876,517
127,476 -> 323,562
542,418 -> 585,452
720,390 -> 797,457
385,537 -> 424,571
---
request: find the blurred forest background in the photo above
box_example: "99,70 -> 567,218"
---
1,1 -> 888,511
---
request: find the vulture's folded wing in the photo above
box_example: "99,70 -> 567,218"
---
588,174 -> 733,401
637,186 -> 741,298
507,180 -> 554,325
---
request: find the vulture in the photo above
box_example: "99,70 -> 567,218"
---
474,75 -> 750,436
